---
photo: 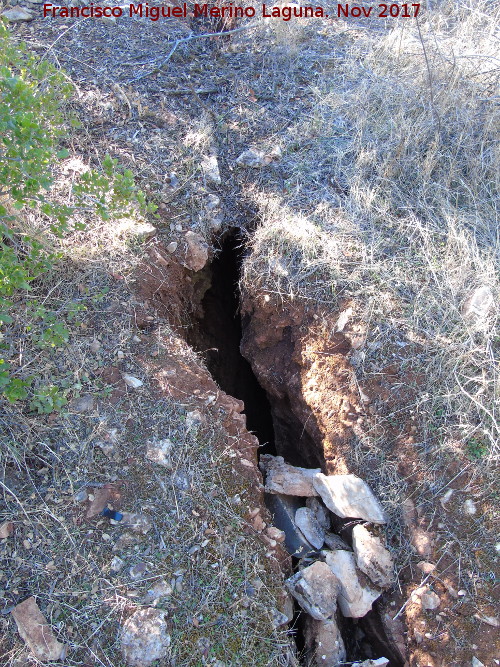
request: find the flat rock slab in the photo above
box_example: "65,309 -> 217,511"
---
352,524 -> 394,588
295,507 -> 325,549
265,493 -> 316,557
261,454 -> 320,496
285,561 -> 340,621
313,473 -> 386,523
12,597 -> 66,661
1,6 -> 34,20
305,617 -> 346,667
121,608 -> 171,667
323,550 -> 381,618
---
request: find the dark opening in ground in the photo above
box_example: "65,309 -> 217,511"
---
187,228 -> 403,667
186,230 -> 275,449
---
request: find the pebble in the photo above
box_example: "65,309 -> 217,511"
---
143,580 -> 173,604
122,374 -> 143,389
252,514 -> 266,532
270,608 -> 289,628
421,591 -> 440,610
473,614 -> 499,628
73,488 -> 88,503
70,394 -> 94,413
166,242 -> 177,253
464,499 -> 477,515
417,561 -> 436,574
266,526 -> 285,542
110,556 -> 125,573
440,488 -> 453,508
129,562 -> 147,580
0,521 -> 14,538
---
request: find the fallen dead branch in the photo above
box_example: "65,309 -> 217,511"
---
128,21 -> 260,82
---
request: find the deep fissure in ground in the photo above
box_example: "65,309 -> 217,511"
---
187,230 -> 403,665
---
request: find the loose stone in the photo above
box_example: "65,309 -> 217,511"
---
295,507 -> 325,549
121,608 -> 171,666
261,454 -> 320,496
285,561 -> 340,621
12,597 -> 66,661
304,616 -> 346,667
313,473 -> 386,524
352,524 -> 394,588
323,549 -> 381,618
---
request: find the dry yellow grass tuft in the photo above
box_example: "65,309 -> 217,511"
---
243,0 -> 499,462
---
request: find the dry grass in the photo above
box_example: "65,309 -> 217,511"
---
0,283 -> 291,665
243,0 -> 500,462
1,26 -> 291,663
2,3 -> 498,663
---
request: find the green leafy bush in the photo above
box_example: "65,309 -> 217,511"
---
0,21 -> 156,407
30,384 -> 68,414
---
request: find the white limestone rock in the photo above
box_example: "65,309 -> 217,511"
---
462,285 -> 494,322
323,550 -> 381,618
304,616 -> 346,666
122,374 -> 143,389
184,231 -> 208,272
236,148 -> 268,168
295,507 -> 325,549
285,561 -> 340,621
313,473 -> 386,523
146,439 -> 173,468
261,454 -> 320,497
143,579 -> 173,604
121,608 -> 170,666
201,155 -> 221,184
1,6 -> 34,21
352,524 -> 394,589
421,591 -> 440,610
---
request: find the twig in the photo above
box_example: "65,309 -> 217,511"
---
40,18 -> 88,63
162,87 -> 220,96
128,21 -> 259,82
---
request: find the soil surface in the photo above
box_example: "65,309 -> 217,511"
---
2,5 -> 499,667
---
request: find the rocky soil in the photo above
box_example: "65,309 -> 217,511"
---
0,3 -> 499,667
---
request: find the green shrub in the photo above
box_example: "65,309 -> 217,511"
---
30,384 -> 68,414
0,21 -> 156,406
